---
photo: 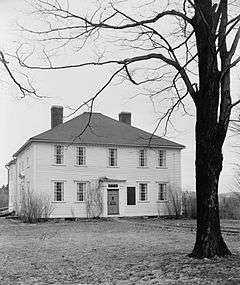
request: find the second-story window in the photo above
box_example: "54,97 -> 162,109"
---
158,150 -> 166,167
76,147 -> 86,166
139,149 -> 147,167
108,148 -> 117,166
54,145 -> 64,164
26,156 -> 29,168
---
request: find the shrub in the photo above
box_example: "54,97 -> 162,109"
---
20,191 -> 54,223
0,185 -> 8,208
86,179 -> 103,218
182,191 -> 197,219
219,195 -> 240,219
166,188 -> 182,218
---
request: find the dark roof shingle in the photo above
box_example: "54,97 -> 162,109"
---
31,112 -> 184,148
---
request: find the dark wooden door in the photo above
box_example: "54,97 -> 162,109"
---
107,189 -> 119,215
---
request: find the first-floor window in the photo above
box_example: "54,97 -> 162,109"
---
127,187 -> 136,205
139,183 -> 148,201
158,183 -> 167,201
20,181 -> 24,192
26,181 -> 30,192
54,181 -> 64,201
76,182 -> 87,202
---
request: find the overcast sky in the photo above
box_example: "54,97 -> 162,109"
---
0,0 -> 239,192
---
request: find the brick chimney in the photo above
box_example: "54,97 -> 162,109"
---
51,106 -> 63,128
119,112 -> 131,125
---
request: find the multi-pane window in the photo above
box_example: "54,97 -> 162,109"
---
54,181 -> 64,201
158,150 -> 166,167
139,149 -> 147,167
54,145 -> 64,164
76,182 -> 87,202
139,183 -> 148,201
20,182 -> 24,192
108,148 -> 117,166
26,156 -> 30,168
26,181 -> 30,192
76,147 -> 86,166
158,183 -> 167,201
19,161 -> 23,171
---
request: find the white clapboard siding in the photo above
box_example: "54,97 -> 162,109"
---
26,142 -> 182,218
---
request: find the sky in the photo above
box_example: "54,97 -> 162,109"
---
0,0 -> 239,192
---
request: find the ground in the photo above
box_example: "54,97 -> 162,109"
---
0,217 -> 239,285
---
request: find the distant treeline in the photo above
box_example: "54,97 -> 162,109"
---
182,191 -> 240,220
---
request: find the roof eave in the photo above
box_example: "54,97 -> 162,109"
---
13,139 -> 32,157
22,138 -> 185,149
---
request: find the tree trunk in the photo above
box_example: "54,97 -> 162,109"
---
189,108 -> 232,258
189,1 -> 232,258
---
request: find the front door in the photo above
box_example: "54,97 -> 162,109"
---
107,189 -> 119,215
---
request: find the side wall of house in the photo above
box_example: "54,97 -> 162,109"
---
8,163 -> 16,212
9,145 -> 35,214
33,143 -> 182,218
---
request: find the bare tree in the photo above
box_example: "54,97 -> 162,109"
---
3,0 -> 240,258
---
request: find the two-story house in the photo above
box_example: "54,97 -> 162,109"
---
6,106 -> 184,218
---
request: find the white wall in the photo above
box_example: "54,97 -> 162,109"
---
8,144 -> 35,214
32,142 -> 182,218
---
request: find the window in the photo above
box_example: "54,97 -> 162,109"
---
139,149 -> 147,167
26,156 -> 30,168
76,147 -> 86,166
158,150 -> 166,167
139,183 -> 148,201
20,182 -> 24,192
127,187 -> 136,205
54,145 -> 64,164
54,181 -> 64,201
9,170 -> 13,181
108,184 -> 118,188
158,183 -> 167,201
26,181 -> 30,192
19,161 -> 23,171
76,182 -> 87,202
108,148 -> 117,166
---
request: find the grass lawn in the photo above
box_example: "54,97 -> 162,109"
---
0,217 -> 239,285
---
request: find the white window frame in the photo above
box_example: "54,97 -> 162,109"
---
26,181 -> 30,192
26,156 -> 30,168
158,183 -> 168,201
139,149 -> 147,167
158,149 -> 166,168
76,182 -> 87,202
20,181 -> 24,192
53,181 -> 64,202
108,148 -> 117,167
54,145 -> 64,165
76,146 -> 86,166
139,183 -> 148,202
